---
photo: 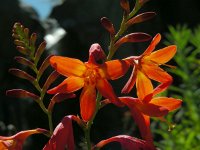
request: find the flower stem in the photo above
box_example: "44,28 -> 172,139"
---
107,4 -> 141,60
31,55 -> 54,136
47,111 -> 53,135
84,92 -> 102,150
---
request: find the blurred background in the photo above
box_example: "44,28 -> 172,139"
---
0,0 -> 200,149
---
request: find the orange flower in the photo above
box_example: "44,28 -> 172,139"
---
0,128 -> 48,150
48,43 -> 130,121
119,95 -> 182,147
122,33 -> 176,102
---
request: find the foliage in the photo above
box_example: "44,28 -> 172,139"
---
154,25 -> 200,150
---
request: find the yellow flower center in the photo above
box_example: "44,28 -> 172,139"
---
83,64 -> 102,85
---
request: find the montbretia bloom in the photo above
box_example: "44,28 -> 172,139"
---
122,33 -> 176,101
119,95 -> 182,147
48,43 -> 130,121
0,128 -> 48,150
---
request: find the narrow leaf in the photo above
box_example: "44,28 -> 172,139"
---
9,68 -> 35,82
35,41 -> 47,64
38,55 -> 53,80
14,56 -> 35,71
127,12 -> 156,26
101,17 -> 115,36
6,89 -> 39,101
120,0 -> 130,13
48,93 -> 76,112
42,71 -> 60,92
114,32 -> 151,48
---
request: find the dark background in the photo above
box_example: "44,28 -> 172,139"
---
0,0 -> 200,149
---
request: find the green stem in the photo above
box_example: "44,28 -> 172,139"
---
31,55 -> 54,136
48,111 -> 53,135
85,92 -> 102,150
107,3 -> 141,60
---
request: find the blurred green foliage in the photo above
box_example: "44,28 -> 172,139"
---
153,25 -> 200,150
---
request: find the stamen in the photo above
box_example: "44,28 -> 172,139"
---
159,117 -> 176,132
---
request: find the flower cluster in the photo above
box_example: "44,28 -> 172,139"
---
1,0 -> 182,150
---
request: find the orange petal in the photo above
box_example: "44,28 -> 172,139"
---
153,81 -> 172,96
96,79 -> 124,106
150,97 -> 182,111
143,33 -> 161,55
148,45 -> 176,64
119,97 -> 153,144
142,62 -> 172,83
102,59 -> 130,80
48,77 -> 84,94
135,101 -> 169,117
136,70 -> 153,100
122,66 -> 137,94
80,85 -> 96,122
0,128 -> 48,150
50,56 -> 86,77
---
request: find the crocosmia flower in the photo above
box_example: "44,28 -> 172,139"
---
48,43 -> 130,121
0,128 -> 48,150
122,33 -> 176,101
119,94 -> 182,147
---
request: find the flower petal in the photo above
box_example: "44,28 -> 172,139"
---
148,45 -> 176,64
0,129 -> 48,150
93,135 -> 155,150
142,63 -> 172,95
143,33 -> 161,55
136,70 -> 153,100
102,59 -> 130,80
119,97 -> 154,145
50,56 -> 86,77
142,62 -> 172,83
80,85 -> 96,122
135,101 -> 169,117
150,97 -> 182,111
153,81 -> 172,96
122,66 -> 137,94
43,116 -> 75,150
96,79 -> 124,106
47,77 -> 84,94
